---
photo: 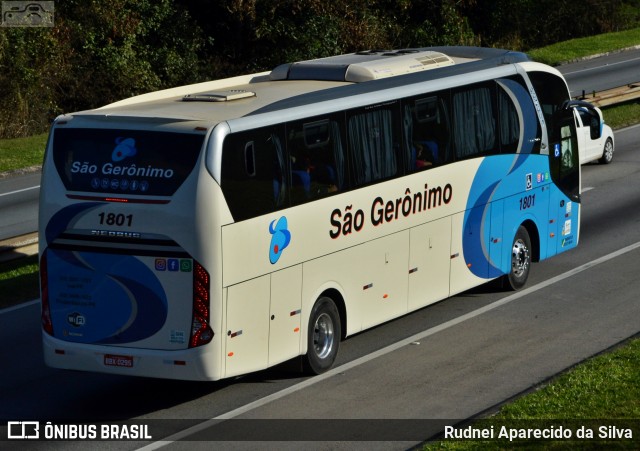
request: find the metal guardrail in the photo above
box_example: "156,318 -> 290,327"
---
0,232 -> 38,264
577,82 -> 640,107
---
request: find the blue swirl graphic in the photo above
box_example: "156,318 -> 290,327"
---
268,217 -> 291,264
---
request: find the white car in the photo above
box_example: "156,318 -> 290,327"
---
570,101 -> 614,165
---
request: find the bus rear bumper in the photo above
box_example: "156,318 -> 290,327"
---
42,334 -> 221,381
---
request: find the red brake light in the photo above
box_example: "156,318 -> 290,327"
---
40,252 -> 54,336
189,262 -> 213,348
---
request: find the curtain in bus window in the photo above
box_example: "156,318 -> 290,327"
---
330,122 -> 345,189
349,109 -> 397,184
453,88 -> 495,158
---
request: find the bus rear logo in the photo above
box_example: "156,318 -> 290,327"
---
268,216 -> 291,264
112,137 -> 137,162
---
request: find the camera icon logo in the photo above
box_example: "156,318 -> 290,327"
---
1,1 -> 54,27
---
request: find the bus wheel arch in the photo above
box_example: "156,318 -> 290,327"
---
303,294 -> 342,375
521,219 -> 540,263
320,288 -> 347,340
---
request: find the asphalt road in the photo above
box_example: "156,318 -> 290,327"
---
0,171 -> 40,241
558,47 -> 640,97
1,124 -> 639,450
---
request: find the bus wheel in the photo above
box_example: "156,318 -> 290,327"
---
599,138 -> 614,164
505,226 -> 531,291
304,296 -> 341,375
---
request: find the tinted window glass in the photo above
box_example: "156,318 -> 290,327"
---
221,125 -> 287,221
496,76 -> 542,154
53,128 -> 203,196
452,83 -> 497,160
347,102 -> 401,186
402,93 -> 451,173
287,115 -> 346,205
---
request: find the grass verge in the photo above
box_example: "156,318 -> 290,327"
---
0,133 -> 48,174
0,255 -> 39,309
528,27 -> 640,66
425,337 -> 640,449
602,101 -> 640,130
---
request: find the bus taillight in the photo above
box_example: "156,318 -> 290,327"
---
190,262 -> 213,348
40,252 -> 54,336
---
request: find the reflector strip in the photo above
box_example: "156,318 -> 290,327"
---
363,283 -> 373,290
290,309 -> 301,316
66,194 -> 170,204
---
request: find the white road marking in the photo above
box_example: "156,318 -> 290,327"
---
0,185 -> 40,197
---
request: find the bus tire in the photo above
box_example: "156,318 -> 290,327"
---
304,296 -> 341,375
599,138 -> 613,164
505,225 -> 531,291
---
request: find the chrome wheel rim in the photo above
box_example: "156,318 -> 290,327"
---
313,312 -> 335,359
512,239 -> 530,278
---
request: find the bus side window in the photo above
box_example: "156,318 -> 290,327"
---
287,116 -> 346,205
498,87 -> 520,153
497,76 -> 542,154
348,104 -> 401,186
403,95 -> 451,172
452,84 -> 497,160
221,126 -> 287,221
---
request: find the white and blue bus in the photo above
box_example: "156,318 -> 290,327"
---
39,47 -> 581,381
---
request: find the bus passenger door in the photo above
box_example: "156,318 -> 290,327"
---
269,265 -> 303,367
225,276 -> 270,377
408,217 -> 451,311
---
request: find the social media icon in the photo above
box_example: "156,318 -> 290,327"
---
155,259 -> 166,271
180,259 -> 192,272
168,259 -> 179,271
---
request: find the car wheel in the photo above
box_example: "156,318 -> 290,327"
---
599,138 -> 613,164
303,296 -> 341,375
504,226 -> 531,291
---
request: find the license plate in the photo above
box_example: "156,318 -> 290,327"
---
104,354 -> 134,368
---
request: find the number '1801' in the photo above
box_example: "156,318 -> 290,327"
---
519,194 -> 535,210
98,212 -> 133,226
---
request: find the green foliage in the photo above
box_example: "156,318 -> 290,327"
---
56,0 -> 206,110
0,0 -> 639,138
0,0 -> 205,138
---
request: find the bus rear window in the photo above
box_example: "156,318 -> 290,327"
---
52,128 -> 204,197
